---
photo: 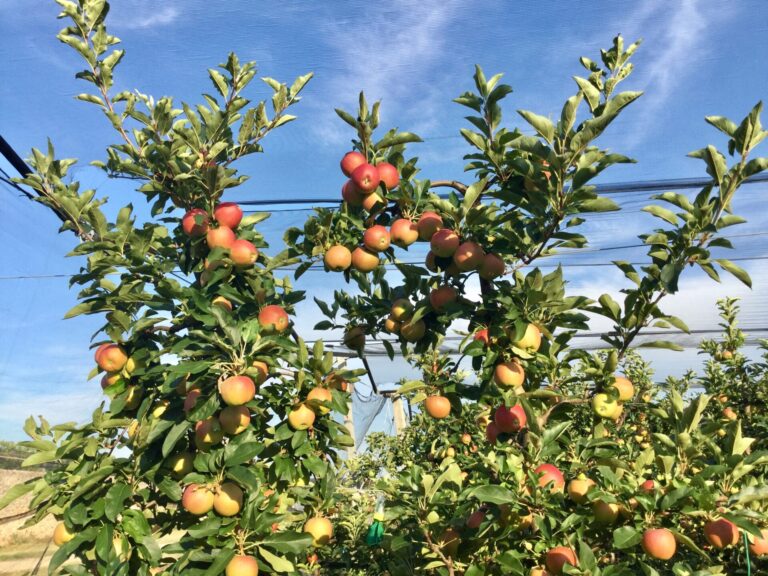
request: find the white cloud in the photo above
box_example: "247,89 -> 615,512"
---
111,4 -> 180,30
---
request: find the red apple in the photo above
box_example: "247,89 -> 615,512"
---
494,404 -> 527,433
351,163 -> 380,193
182,208 -> 210,237
704,518 -> 740,548
390,219 -> 419,247
417,211 -> 443,240
340,151 -> 366,177
485,421 -> 500,443
342,180 -> 364,206
207,226 -> 236,250
230,239 -> 258,266
453,241 -> 485,271
376,162 -> 399,189
182,483 -> 214,515
258,305 -> 289,333
474,328 -> 490,346
351,247 -> 380,272
535,464 -> 564,493
545,546 -> 577,575
214,202 -> 243,229
429,285 -> 458,310
642,528 -> 677,560
479,252 -> 505,280
218,375 -> 256,406
363,225 -> 391,252
430,229 -> 460,257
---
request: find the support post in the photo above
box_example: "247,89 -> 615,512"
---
392,394 -> 407,435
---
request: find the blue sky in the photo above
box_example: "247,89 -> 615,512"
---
0,0 -> 767,440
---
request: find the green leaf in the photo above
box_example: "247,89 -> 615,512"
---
716,259 -> 752,287
260,531 -> 313,555
162,421 -> 191,457
642,205 -> 678,225
579,197 -> 619,212
462,179 -> 486,212
334,108 -> 357,128
203,549 -> 236,576
105,482 -> 131,521
375,132 -> 423,149
638,340 -> 684,351
0,481 -> 34,511
467,484 -> 515,505
258,546 -> 295,572
517,110 -> 555,143
613,526 -> 642,549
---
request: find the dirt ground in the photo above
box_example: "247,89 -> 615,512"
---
0,469 -> 57,575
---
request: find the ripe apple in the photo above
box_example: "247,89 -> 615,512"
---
182,208 -> 210,237
351,163 -> 380,192
400,319 -> 426,342
495,404 -> 527,433
363,225 -> 391,252
214,202 -> 243,229
639,479 -> 656,494
479,252 -> 505,280
288,404 -> 316,430
230,239 -> 258,266
304,516 -> 333,547
219,375 -> 256,406
417,211 -> 443,240
342,179 -> 364,206
430,228 -> 460,257
182,484 -> 215,515
544,546 -> 577,575
96,344 -> 128,372
429,285 -> 458,311
195,417 -> 224,449
494,360 -> 525,389
722,407 -> 738,421
513,323 -> 542,353
53,521 -> 75,546
611,376 -> 634,401
425,395 -> 451,419
593,500 -> 620,524
169,452 -> 194,478
214,482 -> 243,516
642,528 -> 676,560
460,433 -> 472,445
307,386 -> 333,414
207,226 -> 236,250
258,305 -> 289,333
226,555 -> 259,576
343,326 -> 366,350
219,405 -> 251,435
390,218 -> 418,247
390,298 -> 413,321
361,191 -> 385,212
183,389 -> 201,413
535,464 -> 565,493
384,315 -> 400,333
212,296 -> 233,311
340,151 -> 366,176
474,328 -> 490,346
749,528 -> 768,556
376,162 -> 399,189
704,518 -> 740,548
438,528 -> 460,557
252,360 -> 269,385
530,567 -> 550,576
351,246 -> 380,272
567,476 -> 595,504
592,393 -> 620,419
485,421 -> 500,443
466,509 -> 485,529
453,241 -> 485,271
324,245 -> 352,271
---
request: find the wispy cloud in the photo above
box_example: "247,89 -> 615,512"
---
111,4 -> 180,31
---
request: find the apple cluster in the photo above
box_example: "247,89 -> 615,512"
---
182,202 -> 259,269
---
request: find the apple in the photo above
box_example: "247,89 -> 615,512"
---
567,476 -> 595,504
212,296 -> 233,311
453,241 -> 485,271
219,375 -> 256,406
639,479 -> 656,494
230,239 -> 258,266
183,389 -> 201,413
182,483 -> 215,515
214,482 -> 243,516
351,163 -> 380,193
429,285 -> 458,311
479,253 -> 505,280
494,360 -> 525,389
704,518 -> 740,548
351,246 -> 380,272
495,404 -> 527,433
96,344 -> 128,372
530,567 -> 550,576
53,521 -> 75,546
390,218 -> 418,247
749,528 -> 768,556
593,500 -> 619,524
592,393 -> 620,419
101,372 -> 121,389
219,405 -> 250,435
485,421 -> 500,444
363,225 -> 391,252
324,245 -> 352,271
304,516 -> 333,547
417,211 -> 443,240
722,407 -> 738,421
169,452 -> 194,478
513,324 -> 542,353
343,326 -> 366,350
474,328 -> 490,346
182,208 -> 210,237
400,319 -> 426,342
425,251 -> 438,272
466,509 -> 485,529
384,316 -> 400,333
611,376 -> 634,401
544,546 -> 577,575
361,191 -> 385,212
376,162 -> 399,189
430,228 -> 460,257
535,464 -> 565,493
195,417 -> 224,449
288,404 -> 316,430
226,555 -> 259,576
307,386 -> 333,414
207,226 -> 236,250
258,305 -> 289,333
214,202 -> 243,229
425,395 -> 451,419
390,298 -> 413,321
461,433 -> 472,445
252,360 -> 269,385
341,179 -> 364,206
642,528 -> 676,560
340,151 -> 366,176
